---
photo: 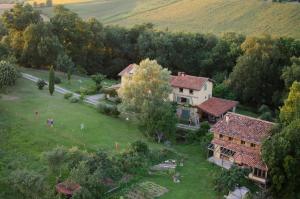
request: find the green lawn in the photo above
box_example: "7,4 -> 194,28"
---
0,78 -> 220,198
19,67 -> 118,93
36,0 -> 300,38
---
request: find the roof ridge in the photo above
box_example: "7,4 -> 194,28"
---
226,112 -> 276,125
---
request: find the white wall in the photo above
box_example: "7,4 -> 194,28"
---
169,81 -> 213,106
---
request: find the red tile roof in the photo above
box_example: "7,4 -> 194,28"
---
211,112 -> 274,144
212,138 -> 266,170
56,182 -> 81,196
118,64 -> 135,76
198,97 -> 238,117
119,65 -> 211,91
170,74 -> 210,90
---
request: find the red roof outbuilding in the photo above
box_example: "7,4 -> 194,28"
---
197,97 -> 238,117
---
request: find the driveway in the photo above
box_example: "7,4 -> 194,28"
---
21,73 -> 100,106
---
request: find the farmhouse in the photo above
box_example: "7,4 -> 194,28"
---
118,64 -> 238,124
208,112 -> 275,184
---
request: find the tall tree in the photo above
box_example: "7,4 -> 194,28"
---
262,119 -> 300,199
281,57 -> 300,88
22,22 -> 63,67
279,81 -> 300,125
55,53 -> 74,74
118,59 -> 176,140
0,60 -> 17,89
118,58 -> 172,113
2,4 -> 41,31
229,35 -> 284,106
48,66 -> 55,95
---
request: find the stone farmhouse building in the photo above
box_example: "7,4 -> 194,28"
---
117,64 -> 238,125
208,112 -> 275,185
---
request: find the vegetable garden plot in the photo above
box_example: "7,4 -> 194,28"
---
125,181 -> 168,199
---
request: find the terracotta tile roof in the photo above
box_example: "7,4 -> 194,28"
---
198,97 -> 238,117
212,138 -> 266,170
56,182 -> 81,196
118,64 -> 135,76
211,112 -> 274,144
119,65 -> 211,91
170,74 -> 210,91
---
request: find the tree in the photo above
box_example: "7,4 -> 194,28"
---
43,146 -> 68,176
139,101 -> 177,141
214,166 -> 251,195
229,35 -> 284,106
91,73 -> 106,91
281,57 -> 300,88
22,22 -> 63,67
279,81 -> 300,125
55,53 -> 74,75
262,119 -> 300,198
118,59 -> 172,113
0,60 -> 17,89
46,0 -> 52,7
2,4 -> 42,31
118,59 -> 176,140
48,66 -> 55,95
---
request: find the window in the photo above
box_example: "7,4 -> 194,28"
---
228,137 -> 233,141
189,89 -> 193,94
179,88 -> 183,93
204,83 -> 207,91
178,97 -> 189,104
241,140 -> 245,145
219,134 -> 223,139
253,168 -> 266,178
251,143 -> 256,148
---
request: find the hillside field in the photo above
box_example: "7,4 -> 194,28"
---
34,0 -> 300,38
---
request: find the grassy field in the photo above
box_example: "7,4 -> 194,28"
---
19,67 -> 118,93
0,78 -> 220,198
34,0 -> 300,38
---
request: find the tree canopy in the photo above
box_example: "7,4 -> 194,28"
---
118,58 -> 172,113
279,81 -> 300,125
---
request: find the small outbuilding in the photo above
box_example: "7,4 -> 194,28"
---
197,97 -> 238,123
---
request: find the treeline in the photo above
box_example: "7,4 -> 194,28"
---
0,4 -> 300,108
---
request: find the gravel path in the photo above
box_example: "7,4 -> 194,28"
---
21,72 -> 100,106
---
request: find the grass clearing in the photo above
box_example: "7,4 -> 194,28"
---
36,0 -> 300,38
0,77 -> 221,198
19,67 -> 118,93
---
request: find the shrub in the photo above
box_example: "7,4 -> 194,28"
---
0,60 -> 17,89
97,103 -> 120,116
70,97 -> 79,103
130,141 -> 149,155
54,76 -> 61,84
76,86 -> 98,95
36,79 -> 46,90
79,93 -> 85,101
102,88 -> 118,98
64,92 -> 73,99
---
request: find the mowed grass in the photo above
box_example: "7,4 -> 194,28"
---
19,67 -> 118,92
38,0 -> 300,38
0,78 -> 221,199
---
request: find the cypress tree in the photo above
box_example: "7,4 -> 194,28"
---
49,66 -> 55,95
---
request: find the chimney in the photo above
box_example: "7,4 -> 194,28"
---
178,72 -> 185,76
225,115 -> 230,125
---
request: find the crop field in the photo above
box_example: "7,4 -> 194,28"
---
32,0 -> 300,38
